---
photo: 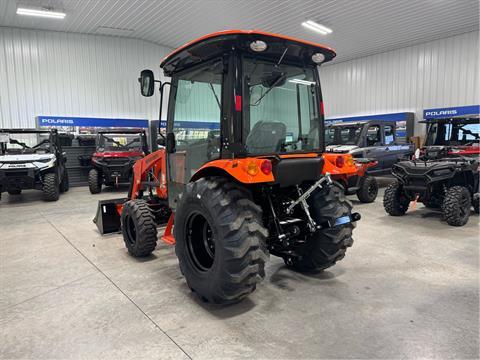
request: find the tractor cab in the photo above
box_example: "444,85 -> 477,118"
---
140,30 -> 336,209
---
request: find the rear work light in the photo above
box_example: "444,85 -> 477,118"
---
335,156 -> 345,168
260,159 -> 272,175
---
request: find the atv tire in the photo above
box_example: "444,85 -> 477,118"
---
88,169 -> 102,194
473,195 -> 479,215
7,189 -> 21,195
284,183 -> 354,272
60,171 -> 69,193
356,176 -> 378,203
174,177 -> 268,304
383,181 -> 409,216
442,186 -> 471,226
121,200 -> 158,257
43,173 -> 60,201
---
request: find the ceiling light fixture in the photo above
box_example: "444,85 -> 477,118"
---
16,7 -> 66,19
302,20 -> 332,35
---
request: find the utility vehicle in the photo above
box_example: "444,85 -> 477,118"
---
384,116 -> 479,226
0,129 -> 69,201
88,130 -> 149,194
95,30 -> 360,304
325,120 -> 414,173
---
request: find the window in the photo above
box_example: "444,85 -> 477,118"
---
243,58 -> 320,154
172,61 -> 222,154
384,125 -> 395,145
366,125 -> 381,146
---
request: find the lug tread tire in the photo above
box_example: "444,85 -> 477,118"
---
43,173 -> 59,201
286,183 -> 354,272
121,200 -> 158,257
356,176 -> 378,203
442,186 -> 471,226
88,169 -> 102,194
473,196 -> 479,215
383,181 -> 409,216
175,177 -> 269,305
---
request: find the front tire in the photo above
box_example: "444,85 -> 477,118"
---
284,183 -> 354,272
121,200 -> 158,257
383,181 -> 409,216
174,177 -> 268,304
356,176 -> 378,203
88,169 -> 102,194
442,186 -> 471,226
43,173 -> 60,201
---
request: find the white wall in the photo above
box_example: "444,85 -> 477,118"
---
0,27 -> 171,128
320,31 -> 479,134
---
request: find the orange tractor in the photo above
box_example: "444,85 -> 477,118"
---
95,30 -> 361,304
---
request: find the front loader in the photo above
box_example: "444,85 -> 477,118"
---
94,30 -> 361,304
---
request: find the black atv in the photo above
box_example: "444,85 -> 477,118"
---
88,130 -> 148,194
384,117 -> 479,226
0,129 -> 69,201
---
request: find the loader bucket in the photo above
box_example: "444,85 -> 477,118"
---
93,198 -> 127,234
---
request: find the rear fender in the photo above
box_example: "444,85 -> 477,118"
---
190,159 -> 274,184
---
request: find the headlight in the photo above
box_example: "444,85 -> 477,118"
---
35,158 -> 56,169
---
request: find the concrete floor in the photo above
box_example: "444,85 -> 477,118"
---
0,185 -> 478,359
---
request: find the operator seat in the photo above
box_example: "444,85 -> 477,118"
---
246,121 -> 286,154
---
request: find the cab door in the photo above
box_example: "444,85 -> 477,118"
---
166,60 -> 224,210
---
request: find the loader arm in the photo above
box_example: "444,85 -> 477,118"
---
129,148 -> 168,200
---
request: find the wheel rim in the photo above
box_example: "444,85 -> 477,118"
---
368,181 -> 378,198
186,211 -> 215,271
125,215 -> 137,245
459,193 -> 470,218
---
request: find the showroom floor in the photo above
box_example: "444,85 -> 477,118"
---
0,184 -> 478,359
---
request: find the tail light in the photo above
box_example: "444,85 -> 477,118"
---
260,160 -> 272,175
335,156 -> 345,168
246,161 -> 259,176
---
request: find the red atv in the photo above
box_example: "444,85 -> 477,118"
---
88,130 -> 148,194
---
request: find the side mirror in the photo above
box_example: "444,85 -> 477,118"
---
166,133 -> 176,153
139,69 -> 155,97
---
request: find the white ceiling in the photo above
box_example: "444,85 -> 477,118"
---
0,0 -> 478,63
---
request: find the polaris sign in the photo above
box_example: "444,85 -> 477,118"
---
37,116 -> 148,128
423,105 -> 479,120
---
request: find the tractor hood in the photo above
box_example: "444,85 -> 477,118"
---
326,145 -> 359,153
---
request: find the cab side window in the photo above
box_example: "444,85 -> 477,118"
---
384,125 -> 395,145
366,125 -> 381,146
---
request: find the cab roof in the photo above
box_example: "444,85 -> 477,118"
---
160,30 -> 337,76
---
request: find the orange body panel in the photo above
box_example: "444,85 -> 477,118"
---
322,153 -> 357,176
194,158 -> 275,184
130,149 -> 168,200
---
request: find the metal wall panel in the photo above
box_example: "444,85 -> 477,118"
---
320,31 -> 479,135
0,27 -> 171,129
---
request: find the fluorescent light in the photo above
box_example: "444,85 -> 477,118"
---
302,20 -> 332,35
17,7 -> 66,19
289,79 -> 316,85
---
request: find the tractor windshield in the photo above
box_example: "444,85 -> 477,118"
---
243,57 -> 321,154
425,119 -> 480,146
325,124 -> 363,145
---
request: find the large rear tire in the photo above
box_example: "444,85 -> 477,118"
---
442,186 -> 471,226
43,173 -> 60,201
284,183 -> 354,272
174,177 -> 268,304
356,176 -> 378,203
121,200 -> 158,256
88,169 -> 102,194
383,181 -> 409,216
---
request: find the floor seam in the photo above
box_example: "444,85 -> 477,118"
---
41,214 -> 193,360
